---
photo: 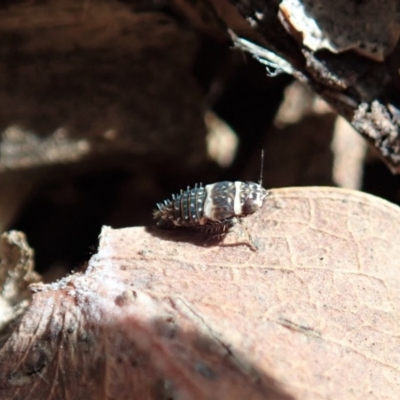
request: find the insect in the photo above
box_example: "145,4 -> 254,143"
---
153,152 -> 268,238
153,181 -> 268,235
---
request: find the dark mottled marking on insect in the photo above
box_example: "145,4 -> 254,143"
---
153,181 -> 268,235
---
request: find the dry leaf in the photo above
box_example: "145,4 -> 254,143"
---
1,187 -> 400,399
0,231 -> 40,334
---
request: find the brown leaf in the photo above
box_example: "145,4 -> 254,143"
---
0,231 -> 40,334
1,187 -> 400,399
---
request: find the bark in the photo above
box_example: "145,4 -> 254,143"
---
220,0 -> 400,171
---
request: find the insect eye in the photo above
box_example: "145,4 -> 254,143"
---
242,199 -> 258,214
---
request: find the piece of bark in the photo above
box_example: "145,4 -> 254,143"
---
217,0 -> 400,171
1,187 -> 400,399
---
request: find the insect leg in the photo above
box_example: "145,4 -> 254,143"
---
196,219 -> 236,247
234,218 -> 258,251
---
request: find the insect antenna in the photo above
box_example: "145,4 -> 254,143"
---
259,149 -> 264,186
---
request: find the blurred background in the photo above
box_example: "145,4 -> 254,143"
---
0,0 -> 397,280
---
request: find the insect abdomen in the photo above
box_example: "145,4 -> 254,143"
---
154,184 -> 207,227
172,185 -> 207,225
